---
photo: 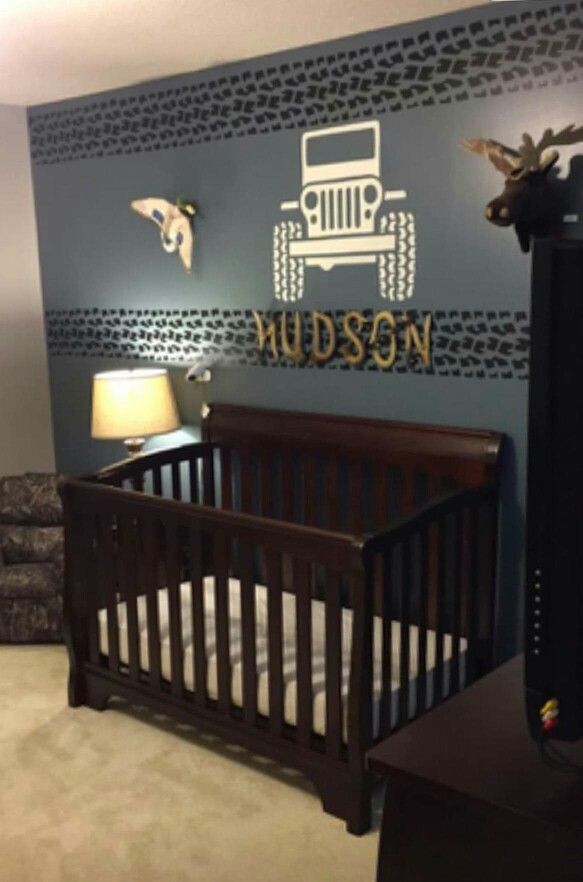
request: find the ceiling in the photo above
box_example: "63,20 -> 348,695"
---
1,0 -> 484,107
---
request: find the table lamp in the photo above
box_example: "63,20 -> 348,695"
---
91,368 -> 181,457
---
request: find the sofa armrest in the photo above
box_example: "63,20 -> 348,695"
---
0,528 -> 6,567
0,525 -> 64,567
49,538 -> 65,578
0,473 -> 63,526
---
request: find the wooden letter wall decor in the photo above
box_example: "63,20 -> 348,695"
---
253,313 -> 278,359
252,310 -> 432,370
280,312 -> 305,364
340,311 -> 367,366
404,313 -> 432,366
370,310 -> 398,369
311,311 -> 337,364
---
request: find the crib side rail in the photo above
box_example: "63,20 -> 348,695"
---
361,480 -> 499,740
87,441 -> 217,503
61,478 -> 367,762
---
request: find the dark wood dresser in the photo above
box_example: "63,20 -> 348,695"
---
367,656 -> 583,882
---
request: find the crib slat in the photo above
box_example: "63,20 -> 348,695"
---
265,550 -> 284,736
427,473 -> 440,631
240,541 -> 257,725
325,571 -> 342,760
304,455 -> 317,526
295,454 -> 305,523
295,558 -> 312,747
171,461 -> 181,500
415,526 -> 429,718
349,460 -> 364,535
281,449 -> 294,522
165,523 -> 184,698
325,458 -> 340,531
188,457 -> 199,504
142,520 -> 161,691
119,513 -> 140,682
83,514 -> 100,665
203,448 -> 216,507
292,454 -> 306,524
480,495 -> 498,672
239,447 -> 253,513
450,510 -> 463,695
378,549 -> 393,737
214,532 -> 231,714
190,528 -> 207,705
153,464 -> 162,497
101,513 -> 120,673
398,537 -> 412,728
347,570 -> 373,769
130,473 -> 144,493
373,461 -> 389,530
260,450 -> 273,518
220,447 -> 233,510
434,519 -> 447,704
401,469 -> 416,515
467,505 -> 480,683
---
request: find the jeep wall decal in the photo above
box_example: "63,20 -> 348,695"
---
272,120 -> 416,303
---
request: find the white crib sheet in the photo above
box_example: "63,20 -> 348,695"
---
98,577 -> 466,740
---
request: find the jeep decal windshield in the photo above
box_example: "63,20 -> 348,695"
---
306,128 -> 376,167
301,121 -> 380,186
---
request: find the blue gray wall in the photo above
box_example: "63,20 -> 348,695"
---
28,1 -> 583,656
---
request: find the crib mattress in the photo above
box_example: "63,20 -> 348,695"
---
98,578 -> 466,740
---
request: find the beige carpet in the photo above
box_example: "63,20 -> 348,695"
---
0,646 -> 379,882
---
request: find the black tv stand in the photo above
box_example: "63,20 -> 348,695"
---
525,238 -> 583,742
368,656 -> 583,882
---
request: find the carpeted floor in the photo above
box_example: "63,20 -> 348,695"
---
0,646 -> 379,882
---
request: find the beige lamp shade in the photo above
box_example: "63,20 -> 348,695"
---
91,369 -> 180,440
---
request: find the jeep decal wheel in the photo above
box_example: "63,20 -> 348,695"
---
378,211 -> 416,301
273,221 -> 305,303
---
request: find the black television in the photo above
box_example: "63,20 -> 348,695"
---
525,238 -> 583,742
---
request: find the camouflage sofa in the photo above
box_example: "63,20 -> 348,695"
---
0,474 -> 64,643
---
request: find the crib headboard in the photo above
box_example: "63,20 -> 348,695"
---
202,404 -> 502,531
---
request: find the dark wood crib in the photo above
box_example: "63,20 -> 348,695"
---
61,405 -> 502,834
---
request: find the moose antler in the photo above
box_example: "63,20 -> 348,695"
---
518,125 -> 583,171
462,122 -> 583,254
461,138 -> 521,176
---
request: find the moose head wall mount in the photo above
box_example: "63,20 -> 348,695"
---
462,125 -> 583,253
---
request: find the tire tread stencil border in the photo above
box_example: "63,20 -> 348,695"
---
45,307 -> 530,380
29,2 -> 583,166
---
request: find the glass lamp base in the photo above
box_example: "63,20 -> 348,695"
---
124,437 -> 145,457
